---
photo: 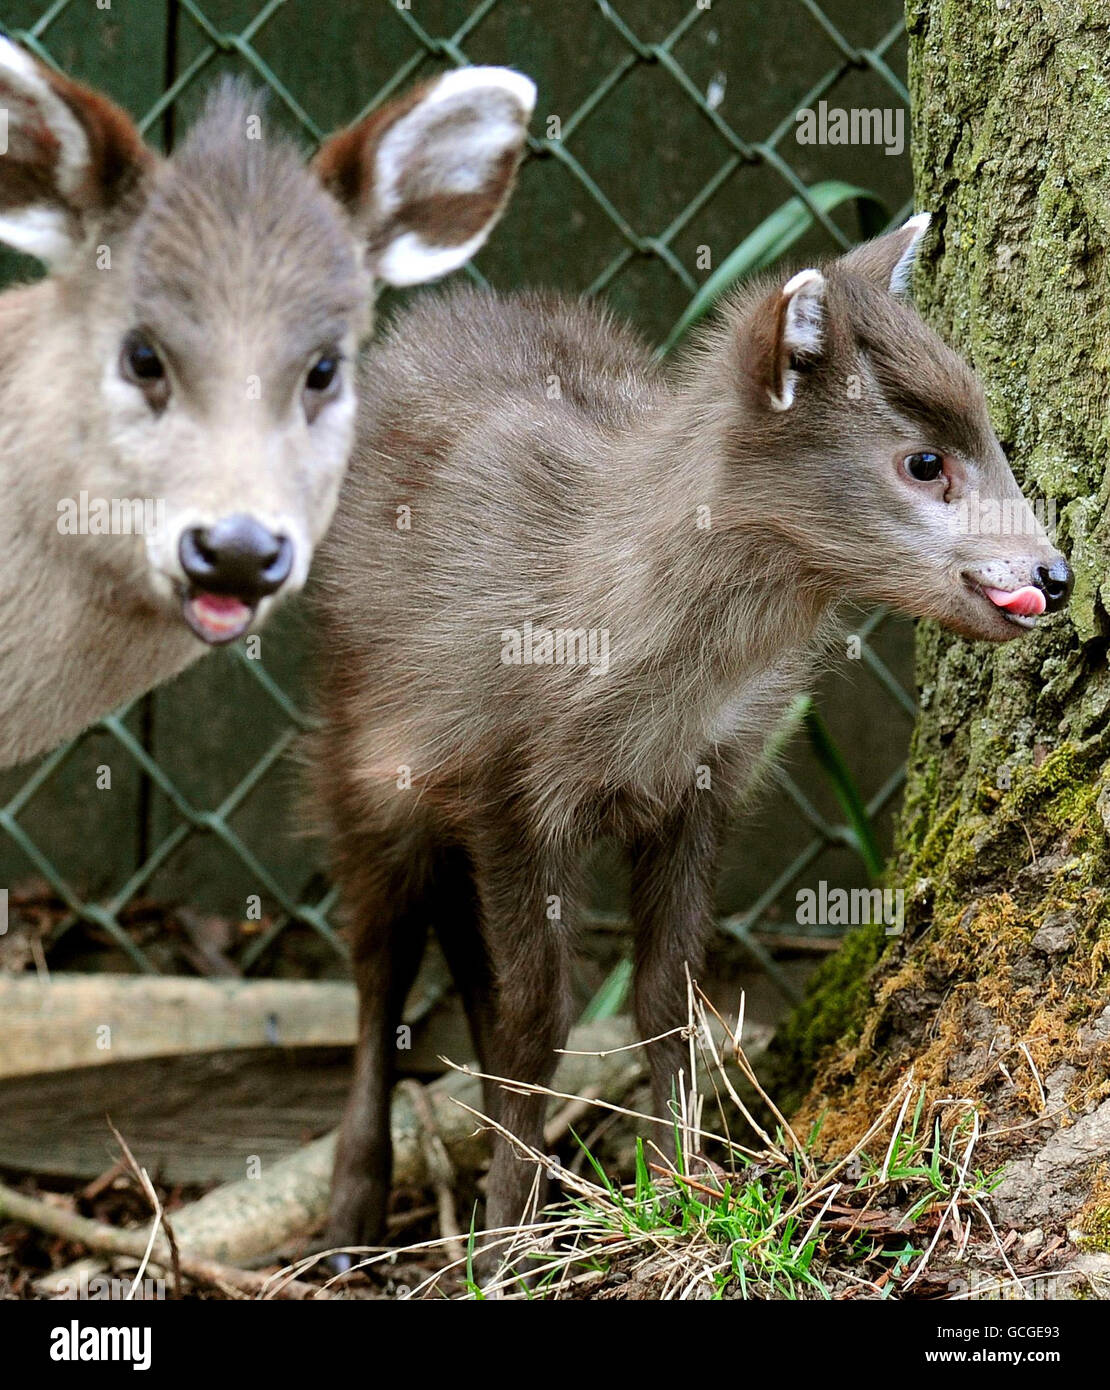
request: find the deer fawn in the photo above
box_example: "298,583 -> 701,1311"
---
0,39 -> 534,766
308,216 -> 1072,1253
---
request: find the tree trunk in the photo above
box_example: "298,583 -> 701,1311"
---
774,0 -> 1110,1246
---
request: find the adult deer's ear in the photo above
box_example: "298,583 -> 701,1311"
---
758,267 -> 826,412
0,37 -> 154,266
313,67 -> 535,288
840,212 -> 931,297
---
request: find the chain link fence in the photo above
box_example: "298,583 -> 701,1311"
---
0,0 -> 916,998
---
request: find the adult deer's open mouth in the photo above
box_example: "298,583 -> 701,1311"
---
182,591 -> 256,645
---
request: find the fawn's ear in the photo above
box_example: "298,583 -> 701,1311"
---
314,67 -> 535,288
761,267 -> 826,412
840,213 -> 931,297
0,37 -> 153,265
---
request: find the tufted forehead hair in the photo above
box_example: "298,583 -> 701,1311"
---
127,82 -> 367,366
821,265 -> 999,461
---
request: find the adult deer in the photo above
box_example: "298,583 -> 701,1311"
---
0,39 -> 534,765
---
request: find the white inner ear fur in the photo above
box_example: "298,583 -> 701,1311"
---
0,38 -> 93,264
769,267 -> 825,412
372,66 -> 536,288
0,206 -> 73,262
888,211 -> 931,295
377,227 -> 498,288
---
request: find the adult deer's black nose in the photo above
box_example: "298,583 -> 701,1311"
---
1033,558 -> 1073,612
179,515 -> 293,600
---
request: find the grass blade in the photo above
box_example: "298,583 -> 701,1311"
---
656,181 -> 888,357
580,958 -> 632,1023
800,697 -> 884,881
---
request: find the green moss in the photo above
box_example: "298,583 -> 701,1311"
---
902,796 -> 960,884
772,734 -> 1110,1149
1079,1201 -> 1110,1255
894,748 -> 944,861
765,744 -> 1099,1109
764,923 -> 885,1115
937,742 -> 1104,896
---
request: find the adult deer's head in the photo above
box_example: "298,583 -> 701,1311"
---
0,39 -> 534,643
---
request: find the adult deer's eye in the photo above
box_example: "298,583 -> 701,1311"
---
303,353 -> 343,424
120,330 -> 169,412
306,355 -> 340,393
121,331 -> 165,382
904,451 -> 944,482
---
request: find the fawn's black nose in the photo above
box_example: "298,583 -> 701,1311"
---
179,515 -> 293,601
1033,558 -> 1073,613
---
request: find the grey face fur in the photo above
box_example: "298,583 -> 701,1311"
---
307,217 -> 1071,1257
728,217 -> 1068,640
91,85 -> 369,639
0,41 -> 534,763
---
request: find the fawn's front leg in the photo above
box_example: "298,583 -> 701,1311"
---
630,784 -> 726,1154
326,838 -> 433,1254
468,814 -> 579,1239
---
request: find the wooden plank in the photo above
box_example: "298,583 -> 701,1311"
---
0,1047 -> 352,1184
0,974 -> 357,1077
0,1007 -> 475,1183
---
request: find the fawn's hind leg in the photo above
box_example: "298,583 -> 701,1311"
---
429,844 -> 501,1127
326,829 -> 435,1252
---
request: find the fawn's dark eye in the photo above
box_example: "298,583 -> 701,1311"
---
904,451 -> 944,482
306,355 -> 340,393
120,331 -> 169,411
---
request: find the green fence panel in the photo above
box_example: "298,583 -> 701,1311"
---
0,0 -> 917,992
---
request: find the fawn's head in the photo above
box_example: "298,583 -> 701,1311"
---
727,215 -> 1070,641
0,40 -> 534,643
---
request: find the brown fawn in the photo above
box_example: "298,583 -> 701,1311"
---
308,216 -> 1072,1252
0,39 -> 533,765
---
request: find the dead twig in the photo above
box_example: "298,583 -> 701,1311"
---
108,1120 -> 181,1301
0,1179 -> 328,1300
397,1079 -> 465,1269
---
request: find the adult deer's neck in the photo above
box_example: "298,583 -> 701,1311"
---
0,282 -> 197,767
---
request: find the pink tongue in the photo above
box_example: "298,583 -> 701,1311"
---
984,585 -> 1046,617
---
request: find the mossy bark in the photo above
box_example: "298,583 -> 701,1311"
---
772,0 -> 1110,1238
